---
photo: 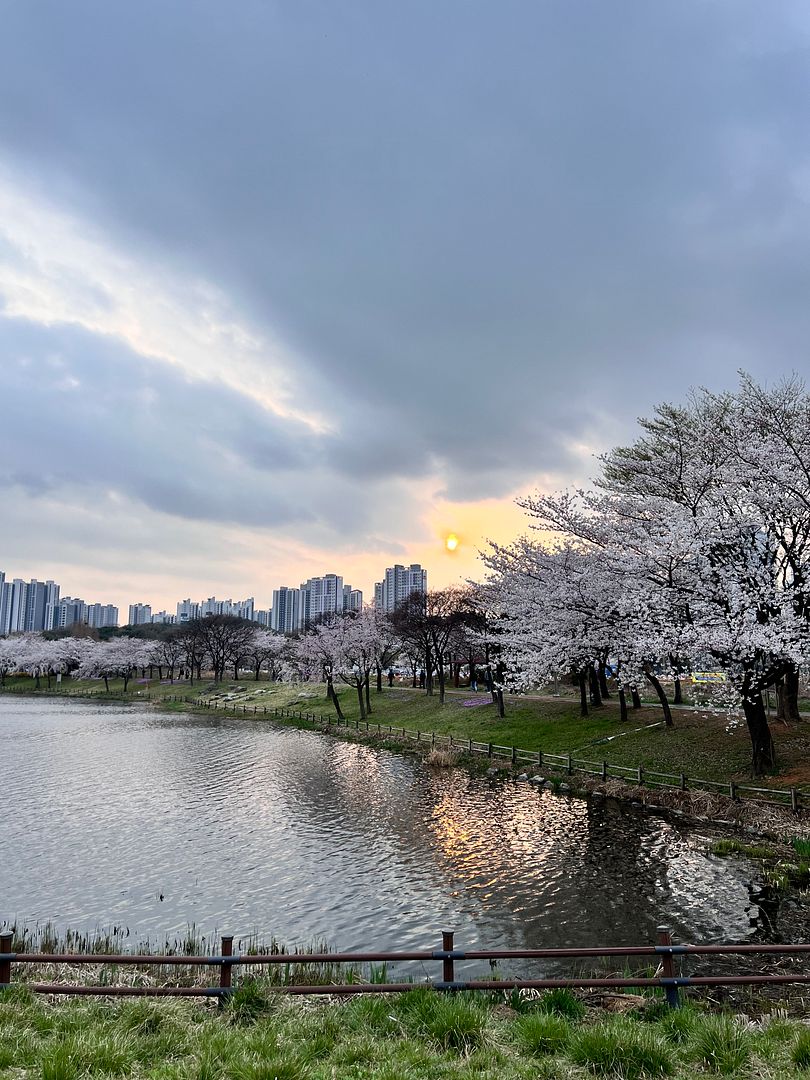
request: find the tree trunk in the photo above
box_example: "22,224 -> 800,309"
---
411,662 -> 417,688
589,666 -> 602,707
123,672 -> 130,692
356,682 -> 366,720
669,654 -> 684,705
618,686 -> 628,723
254,661 -> 261,680
365,673 -> 372,715
784,668 -> 800,723
742,693 -> 775,776
376,663 -> 382,692
327,676 -> 344,721
425,648 -> 433,696
645,672 -> 673,727
598,660 -> 610,698
578,672 -> 589,717
104,676 -> 109,692
438,662 -> 446,704
496,688 -> 505,718
631,687 -> 642,709
453,662 -> 460,688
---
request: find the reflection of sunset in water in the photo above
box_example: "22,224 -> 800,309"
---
4,698 -> 756,962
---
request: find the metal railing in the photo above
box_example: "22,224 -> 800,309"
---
2,928 -> 810,1006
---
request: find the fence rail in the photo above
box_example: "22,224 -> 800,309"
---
2,928 -> 810,1006
2,683 -> 806,810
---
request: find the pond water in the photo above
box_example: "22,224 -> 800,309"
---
1,696 -> 759,966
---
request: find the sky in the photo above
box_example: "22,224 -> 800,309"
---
2,1 -> 810,615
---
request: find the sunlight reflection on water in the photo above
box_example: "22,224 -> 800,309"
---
1,697 -> 754,968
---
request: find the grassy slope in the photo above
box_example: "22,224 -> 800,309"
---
1,984 -> 809,1080
4,674 -> 809,786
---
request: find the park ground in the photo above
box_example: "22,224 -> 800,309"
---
3,981 -> 810,1079
4,674 -> 810,788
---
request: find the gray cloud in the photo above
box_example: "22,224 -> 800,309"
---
2,1 -> 810,546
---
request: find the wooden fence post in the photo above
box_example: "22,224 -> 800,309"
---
219,935 -> 234,1004
656,926 -> 680,1009
441,930 -> 455,987
0,932 -> 12,988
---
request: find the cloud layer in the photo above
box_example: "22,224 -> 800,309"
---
2,1 -> 810,607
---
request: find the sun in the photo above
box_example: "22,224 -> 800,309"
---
445,533 -> 459,552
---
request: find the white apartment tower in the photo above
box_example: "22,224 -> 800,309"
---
270,587 -> 300,634
374,564 -> 428,613
128,603 -> 153,626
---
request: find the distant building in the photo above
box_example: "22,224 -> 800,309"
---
151,611 -> 176,625
49,597 -> 87,630
373,564 -> 427,613
0,573 -> 61,633
176,596 -> 259,623
128,603 -> 152,626
85,603 -> 119,629
298,574 -> 343,629
176,599 -> 199,623
343,585 -> 363,613
271,587 -> 300,633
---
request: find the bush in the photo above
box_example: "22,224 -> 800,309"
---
569,1019 -> 674,1078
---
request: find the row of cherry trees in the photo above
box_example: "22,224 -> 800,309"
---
0,619 -> 289,691
482,375 -> 810,776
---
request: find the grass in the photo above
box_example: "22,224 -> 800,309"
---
3,987 -> 810,1079
6,672 -> 810,787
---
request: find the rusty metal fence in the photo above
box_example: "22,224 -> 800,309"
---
3,928 -> 810,1007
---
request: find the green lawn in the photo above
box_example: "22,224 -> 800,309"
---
0,983 -> 809,1080
4,675 -> 809,787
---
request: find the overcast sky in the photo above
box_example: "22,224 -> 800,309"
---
2,1 -> 810,613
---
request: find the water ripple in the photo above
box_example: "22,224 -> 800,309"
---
1,696 -> 756,955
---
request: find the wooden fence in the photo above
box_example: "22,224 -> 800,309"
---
3,928 -> 810,1007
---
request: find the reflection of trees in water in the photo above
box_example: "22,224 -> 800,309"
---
146,719 -> 753,950
424,779 -> 752,949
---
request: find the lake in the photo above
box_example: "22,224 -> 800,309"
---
1,695 -> 758,965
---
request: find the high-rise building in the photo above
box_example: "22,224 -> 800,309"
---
298,574 -> 348,629
24,580 -> 60,632
271,587 -> 299,633
176,599 -> 199,623
373,564 -> 427,613
128,603 -> 153,626
85,603 -> 119,629
50,597 -> 87,629
343,585 -> 363,613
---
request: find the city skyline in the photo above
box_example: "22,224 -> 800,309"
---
1,561 -> 429,633
4,5 -> 810,617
